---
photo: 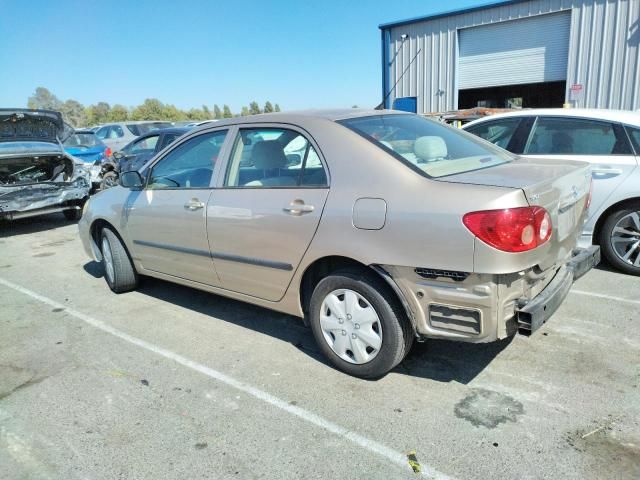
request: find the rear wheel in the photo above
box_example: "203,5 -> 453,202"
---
100,227 -> 138,293
600,204 -> 640,276
308,268 -> 413,379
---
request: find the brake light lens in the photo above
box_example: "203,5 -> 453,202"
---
104,147 -> 112,158
463,207 -> 552,252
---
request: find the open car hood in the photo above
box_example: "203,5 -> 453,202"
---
0,109 -> 73,144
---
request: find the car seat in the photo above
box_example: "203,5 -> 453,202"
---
414,136 -> 447,163
245,141 -> 297,186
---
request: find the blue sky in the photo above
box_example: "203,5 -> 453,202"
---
0,0 -> 485,112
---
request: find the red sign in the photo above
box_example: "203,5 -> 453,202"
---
570,84 -> 583,92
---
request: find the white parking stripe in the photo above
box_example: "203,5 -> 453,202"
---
571,289 -> 640,305
0,276 -> 451,480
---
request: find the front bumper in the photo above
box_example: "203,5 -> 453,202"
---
515,246 -> 600,335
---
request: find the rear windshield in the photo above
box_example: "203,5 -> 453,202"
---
338,114 -> 513,178
63,132 -> 103,147
126,122 -> 172,136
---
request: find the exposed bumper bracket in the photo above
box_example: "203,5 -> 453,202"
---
516,246 -> 600,336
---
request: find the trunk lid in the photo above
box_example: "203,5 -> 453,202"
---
0,109 -> 72,144
438,157 -> 591,271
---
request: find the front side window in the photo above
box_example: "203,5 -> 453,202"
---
339,114 -> 512,178
95,127 -> 108,139
525,117 -> 632,155
148,130 -> 227,189
224,128 -> 327,188
465,118 -> 522,150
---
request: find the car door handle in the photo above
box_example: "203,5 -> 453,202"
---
592,167 -> 623,176
184,199 -> 205,211
283,200 -> 314,216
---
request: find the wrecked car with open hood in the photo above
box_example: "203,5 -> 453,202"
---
0,109 -> 90,221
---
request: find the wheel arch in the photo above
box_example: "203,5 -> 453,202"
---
89,218 -> 136,267
298,255 -> 416,333
592,197 -> 640,245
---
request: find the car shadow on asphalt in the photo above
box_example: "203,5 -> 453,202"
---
85,261 -> 511,384
0,214 -> 76,238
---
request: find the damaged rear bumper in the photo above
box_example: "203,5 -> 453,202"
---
0,179 -> 89,220
516,246 -> 600,335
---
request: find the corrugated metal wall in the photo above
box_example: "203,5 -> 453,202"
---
382,0 -> 640,113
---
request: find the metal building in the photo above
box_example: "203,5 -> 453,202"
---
379,0 -> 640,113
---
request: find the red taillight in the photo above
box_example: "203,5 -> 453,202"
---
104,147 -> 112,158
463,207 -> 552,253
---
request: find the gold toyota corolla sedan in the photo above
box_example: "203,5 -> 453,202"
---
79,110 -> 600,378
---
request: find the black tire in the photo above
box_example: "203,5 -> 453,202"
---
100,227 -> 138,293
599,203 -> 640,276
308,268 -> 414,379
63,208 -> 82,221
100,171 -> 119,190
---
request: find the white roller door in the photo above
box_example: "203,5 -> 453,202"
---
458,12 -> 570,90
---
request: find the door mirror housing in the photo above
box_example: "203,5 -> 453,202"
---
112,151 -> 125,160
120,171 -> 144,190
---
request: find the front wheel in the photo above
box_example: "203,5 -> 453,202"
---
100,227 -> 138,293
600,204 -> 640,275
308,268 -> 413,379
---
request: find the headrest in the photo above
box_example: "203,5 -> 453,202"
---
250,141 -> 288,169
414,136 -> 447,162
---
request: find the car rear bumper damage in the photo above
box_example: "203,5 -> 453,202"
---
0,180 -> 89,220
516,246 -> 600,335
381,246 -> 600,343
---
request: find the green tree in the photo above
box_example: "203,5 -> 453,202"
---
27,87 -> 61,110
222,105 -> 233,118
109,104 -> 129,122
213,104 -> 222,119
130,99 -> 166,120
85,102 -> 111,125
60,99 -> 86,127
274,104 -> 281,112
263,101 -> 274,113
249,101 -> 261,115
240,106 -> 250,116
202,105 -> 211,118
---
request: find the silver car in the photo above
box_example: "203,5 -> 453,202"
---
1,109 -> 90,221
79,110 -> 599,378
95,121 -> 173,153
464,109 -> 640,275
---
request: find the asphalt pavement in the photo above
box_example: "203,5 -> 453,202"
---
1,215 -> 639,480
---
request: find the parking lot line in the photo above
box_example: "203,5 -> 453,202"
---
570,289 -> 640,305
0,276 -> 452,480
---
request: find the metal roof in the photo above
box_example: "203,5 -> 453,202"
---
379,0 -> 531,29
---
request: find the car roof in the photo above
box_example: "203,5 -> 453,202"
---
464,108 -> 640,128
137,127 -> 190,138
192,109 -> 407,130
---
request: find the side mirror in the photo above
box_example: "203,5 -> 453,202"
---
120,171 -> 144,190
112,151 -> 125,160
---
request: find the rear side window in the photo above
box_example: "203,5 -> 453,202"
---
224,128 -> 328,188
159,133 -> 179,150
626,126 -> 640,154
130,135 -> 159,153
525,117 -> 632,155
465,118 -> 522,150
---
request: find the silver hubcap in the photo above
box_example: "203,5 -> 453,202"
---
101,237 -> 115,284
610,211 -> 640,267
319,289 -> 383,365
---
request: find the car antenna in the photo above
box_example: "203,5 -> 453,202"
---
375,36 -> 421,110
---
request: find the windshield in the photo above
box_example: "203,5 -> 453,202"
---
63,132 -> 103,148
126,122 -> 172,136
338,114 -> 513,178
